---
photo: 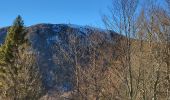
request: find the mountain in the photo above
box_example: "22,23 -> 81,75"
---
1,24 -> 168,99
0,24 -> 123,91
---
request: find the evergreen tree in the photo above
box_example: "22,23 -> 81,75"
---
0,15 -> 43,100
0,15 -> 27,99
4,15 -> 26,63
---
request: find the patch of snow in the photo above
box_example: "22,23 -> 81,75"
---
53,29 -> 60,33
67,24 -> 83,29
47,35 -> 60,44
66,24 -> 89,35
67,24 -> 108,35
52,25 -> 61,33
84,25 -> 107,33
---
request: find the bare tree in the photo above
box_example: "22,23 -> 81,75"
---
134,2 -> 170,99
0,48 -> 44,100
103,0 -> 139,99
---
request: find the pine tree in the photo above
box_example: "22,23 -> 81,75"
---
0,15 -> 43,100
0,15 -> 27,99
4,15 -> 26,63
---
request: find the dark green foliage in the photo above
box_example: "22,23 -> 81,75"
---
3,15 -> 26,63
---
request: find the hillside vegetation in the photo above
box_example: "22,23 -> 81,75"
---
1,0 -> 170,100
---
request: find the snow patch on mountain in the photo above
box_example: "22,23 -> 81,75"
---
52,25 -> 61,33
47,35 -> 60,44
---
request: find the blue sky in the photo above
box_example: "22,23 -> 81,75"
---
0,0 -> 112,28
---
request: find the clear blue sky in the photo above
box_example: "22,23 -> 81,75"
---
0,0 -> 112,28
